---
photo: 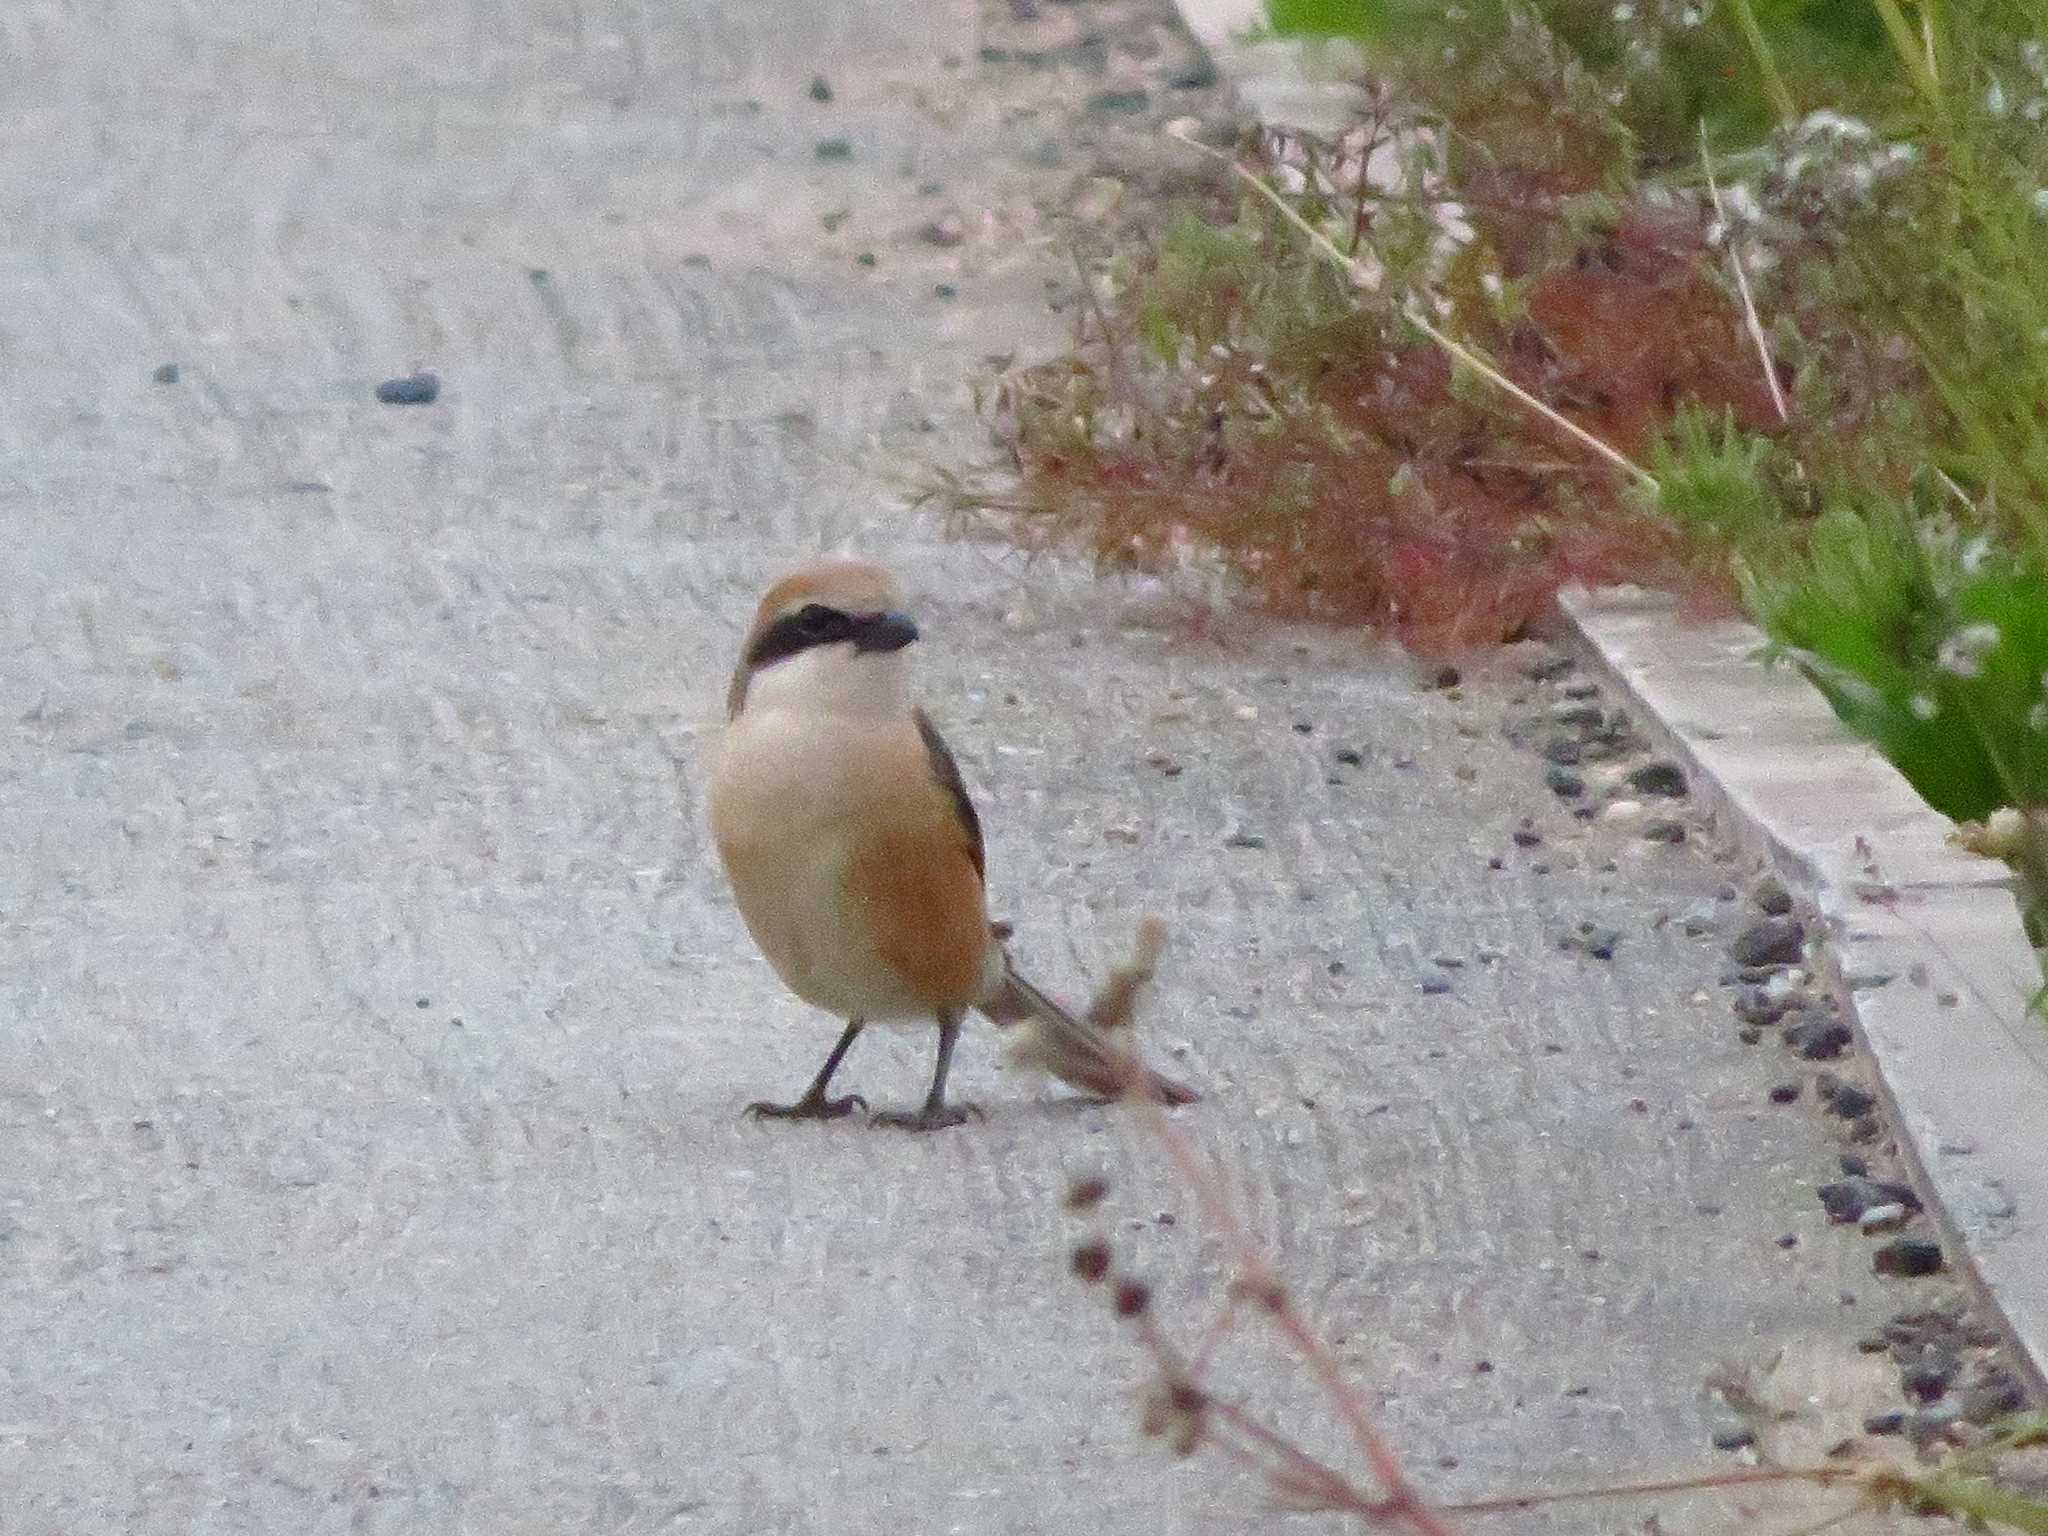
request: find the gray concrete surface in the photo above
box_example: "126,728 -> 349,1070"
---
1564,586 -> 2048,1395
0,2 -> 1919,1531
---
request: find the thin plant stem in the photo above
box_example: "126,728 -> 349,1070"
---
1701,122 -> 1790,426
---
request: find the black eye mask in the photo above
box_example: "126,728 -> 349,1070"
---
745,604 -> 920,671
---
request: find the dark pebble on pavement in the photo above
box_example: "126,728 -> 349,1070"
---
1642,818 -> 1686,843
375,372 -> 440,404
1817,1176 -> 1921,1222
152,361 -> 180,384
1961,1367 -> 2028,1423
1784,1017 -> 1852,1059
1873,1238 -> 1945,1278
1628,760 -> 1689,798
1824,1084 -> 1877,1120
1732,916 -> 1805,968
1559,925 -> 1622,960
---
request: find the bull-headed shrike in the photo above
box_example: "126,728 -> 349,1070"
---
709,556 -> 1199,1131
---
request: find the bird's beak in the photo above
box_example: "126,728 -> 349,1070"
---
851,610 -> 919,654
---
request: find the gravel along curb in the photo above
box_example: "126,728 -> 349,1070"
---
1560,585 -> 2048,1393
1168,0 -> 2048,1395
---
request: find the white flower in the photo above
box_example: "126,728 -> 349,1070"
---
1909,693 -> 1939,720
2034,188 -> 2048,217
1961,535 -> 1992,574
2031,701 -> 2048,733
1987,79 -> 2009,117
1612,2 -> 1635,19
1936,622 -> 2001,678
1798,110 -> 1872,142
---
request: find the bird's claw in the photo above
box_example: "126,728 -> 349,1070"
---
869,1101 -> 983,1132
744,1092 -> 867,1122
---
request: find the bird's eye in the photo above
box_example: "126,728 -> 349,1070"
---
793,604 -> 839,637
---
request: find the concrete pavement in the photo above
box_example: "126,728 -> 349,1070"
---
1,1 -> 1923,1530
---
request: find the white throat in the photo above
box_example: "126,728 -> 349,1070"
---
743,642 -> 912,721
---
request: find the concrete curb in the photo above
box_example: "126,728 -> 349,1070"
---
1560,588 -> 2048,1394
1166,0 -> 2048,1391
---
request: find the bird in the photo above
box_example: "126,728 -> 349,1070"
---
708,555 -> 1199,1130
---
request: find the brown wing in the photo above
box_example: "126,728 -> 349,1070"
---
914,707 -> 985,880
843,717 -> 992,1013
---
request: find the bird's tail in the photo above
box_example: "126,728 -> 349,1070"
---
980,919 -> 1199,1107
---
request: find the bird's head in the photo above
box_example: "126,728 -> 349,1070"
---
727,556 -> 921,719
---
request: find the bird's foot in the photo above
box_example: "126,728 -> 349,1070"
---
744,1092 -> 867,1122
869,1100 -> 984,1133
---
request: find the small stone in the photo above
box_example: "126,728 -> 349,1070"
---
1545,766 -> 1585,799
1629,761 -> 1688,798
1825,1084 -> 1877,1120
1420,976 -> 1453,996
1710,1424 -> 1758,1451
1858,1203 -> 1909,1233
1642,818 -> 1686,844
933,283 -> 958,299
1551,702 -> 1604,728
1960,1368 -> 2027,1423
1542,737 -> 1583,765
918,213 -> 966,247
1776,1233 -> 1799,1249
375,372 -> 440,405
1848,1114 -> 1882,1143
1602,798 -> 1644,821
1512,827 -> 1543,848
1873,1238 -> 1944,1278
1899,1346 -> 1961,1401
1169,57 -> 1219,89
1560,925 -> 1622,961
808,75 -> 833,102
1734,987 -> 1792,1027
1840,1154 -> 1870,1176
855,251 -> 878,267
1784,1017 -> 1852,1060
152,361 -> 180,384
1818,1179 -> 1880,1221
1562,679 -> 1600,700
1334,747 -> 1365,767
815,137 -> 855,160
1768,1082 -> 1801,1104
1737,1026 -> 1763,1044
1732,916 -> 1805,968
1223,832 -> 1266,850
1754,876 -> 1793,915
1863,1410 -> 1906,1435
1087,88 -> 1150,114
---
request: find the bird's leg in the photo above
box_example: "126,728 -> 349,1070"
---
745,1018 -> 867,1120
872,1012 -> 983,1131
